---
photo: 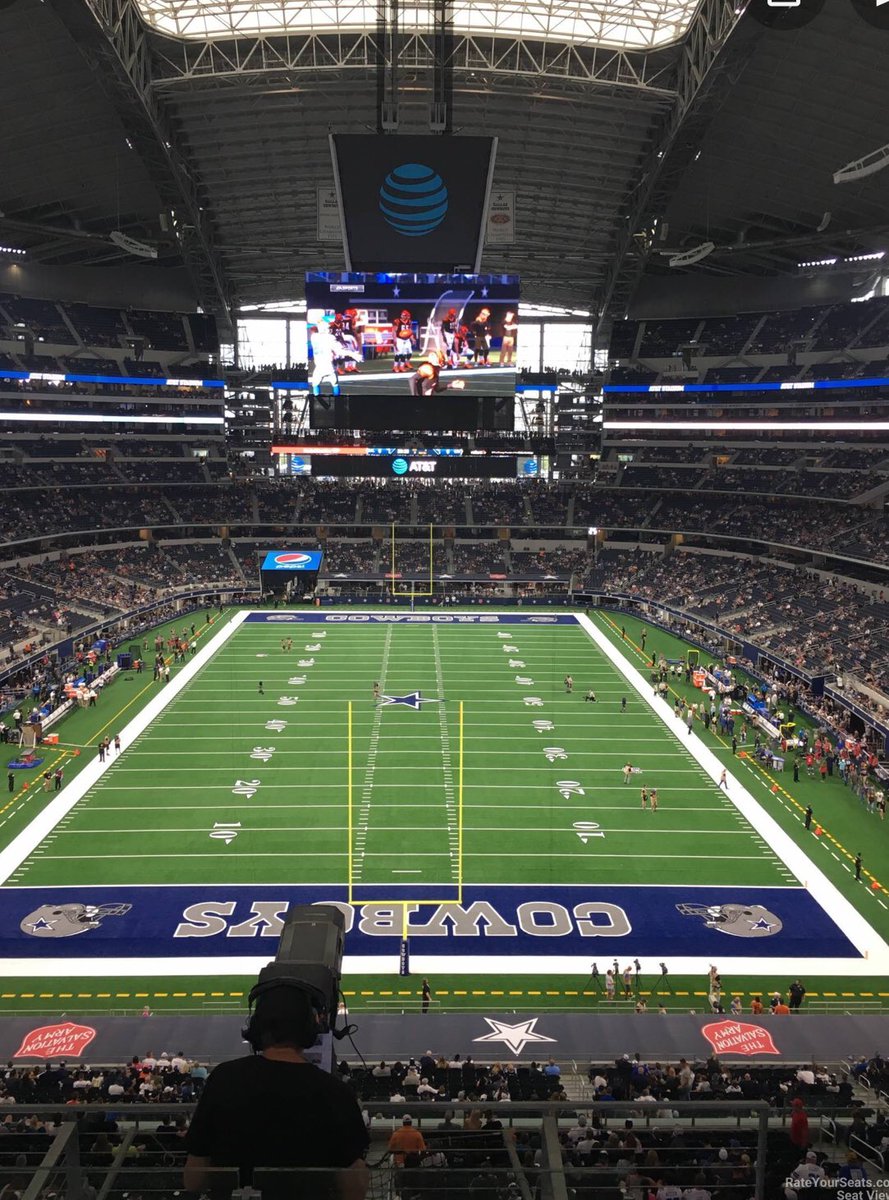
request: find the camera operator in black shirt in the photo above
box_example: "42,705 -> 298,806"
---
184,983 -> 369,1199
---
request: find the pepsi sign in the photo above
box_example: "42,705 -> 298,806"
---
261,550 -> 323,572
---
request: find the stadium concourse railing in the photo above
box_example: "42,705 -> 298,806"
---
0,1102 -> 781,1200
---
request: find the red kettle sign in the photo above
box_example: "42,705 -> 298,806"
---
14,1022 -> 97,1059
701,1020 -> 779,1057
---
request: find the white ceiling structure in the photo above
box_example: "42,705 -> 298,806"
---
136,0 -> 700,51
2,0 -> 888,332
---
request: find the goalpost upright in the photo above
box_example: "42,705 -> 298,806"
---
389,521 -> 435,599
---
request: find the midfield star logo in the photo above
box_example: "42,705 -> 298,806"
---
701,1020 -> 779,1057
379,691 -> 443,710
15,1022 -> 97,1060
473,1017 -> 557,1056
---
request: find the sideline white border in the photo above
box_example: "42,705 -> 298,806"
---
1,608 -> 886,978
0,610 -> 248,887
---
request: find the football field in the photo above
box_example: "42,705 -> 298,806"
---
0,610 -> 885,985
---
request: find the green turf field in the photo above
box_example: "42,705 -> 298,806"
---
4,618 -> 792,891
2,606 -> 889,1014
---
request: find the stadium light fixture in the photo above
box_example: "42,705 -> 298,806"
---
0,245 -> 26,257
0,412 -> 223,425
833,142 -> 889,184
603,420 -> 889,431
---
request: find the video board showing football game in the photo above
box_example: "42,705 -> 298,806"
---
305,272 -> 519,397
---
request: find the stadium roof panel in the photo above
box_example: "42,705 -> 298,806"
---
136,0 -> 698,52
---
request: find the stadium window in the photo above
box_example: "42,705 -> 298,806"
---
236,318 -> 288,369
543,323 -> 592,372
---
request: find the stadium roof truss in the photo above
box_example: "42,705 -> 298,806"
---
137,0 -> 699,54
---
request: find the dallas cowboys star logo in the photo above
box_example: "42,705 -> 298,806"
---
473,1017 -> 557,1056
750,917 -> 774,932
28,918 -> 52,933
379,691 -> 443,710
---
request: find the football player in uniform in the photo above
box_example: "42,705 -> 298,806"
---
310,314 -> 359,396
472,307 -> 492,366
392,309 -> 415,372
457,322 -> 474,366
409,351 -> 467,397
340,308 -> 363,373
501,310 -> 518,366
440,307 -> 459,367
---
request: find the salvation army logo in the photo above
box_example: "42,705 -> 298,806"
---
15,1022 -> 96,1060
379,164 -> 448,236
273,553 -> 313,566
701,1020 -> 779,1058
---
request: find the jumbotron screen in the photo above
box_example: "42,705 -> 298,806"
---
305,272 -> 519,397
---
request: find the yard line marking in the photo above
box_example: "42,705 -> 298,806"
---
351,624 -> 392,886
24,851 -> 773,862
432,624 -> 460,885
47,826 -> 765,837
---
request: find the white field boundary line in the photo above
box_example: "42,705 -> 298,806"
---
0,610 -> 249,888
576,610 -> 889,974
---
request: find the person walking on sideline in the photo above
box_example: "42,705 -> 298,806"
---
719,768 -> 728,790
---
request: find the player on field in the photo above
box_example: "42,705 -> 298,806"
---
584,688 -> 597,702
392,310 -> 416,373
373,682 -> 380,700
310,315 -> 359,395
500,310 -> 517,366
650,788 -> 658,811
564,675 -> 573,693
338,308 -> 363,372
621,696 -> 628,712
440,308 -> 460,367
640,787 -> 648,810
622,762 -> 634,784
408,351 -> 467,397
472,308 -> 492,366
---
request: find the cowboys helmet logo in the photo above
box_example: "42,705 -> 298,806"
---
676,902 -> 782,938
21,902 -> 132,938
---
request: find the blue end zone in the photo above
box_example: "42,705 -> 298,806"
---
0,884 -> 861,961
242,613 -> 580,625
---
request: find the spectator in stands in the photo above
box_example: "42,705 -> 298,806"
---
789,1098 -> 809,1151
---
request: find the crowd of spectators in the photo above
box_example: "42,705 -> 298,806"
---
586,549 -> 889,702
608,297 -> 889,363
